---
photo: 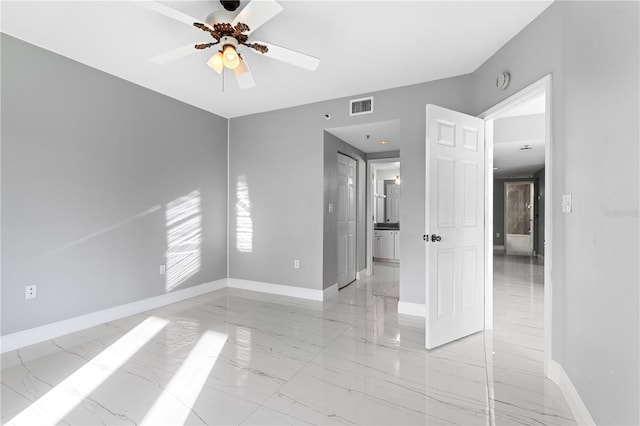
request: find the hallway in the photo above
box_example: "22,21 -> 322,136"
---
1,257 -> 574,425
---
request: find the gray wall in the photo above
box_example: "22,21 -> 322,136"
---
323,132 -> 366,289
472,2 -> 639,423
366,150 -> 400,160
228,76 -> 475,299
1,35 -> 229,335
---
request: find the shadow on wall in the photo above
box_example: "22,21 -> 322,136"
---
165,190 -> 202,292
48,205 -> 162,255
236,175 -> 253,253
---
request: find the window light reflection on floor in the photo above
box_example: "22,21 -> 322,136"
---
140,330 -> 228,425
8,316 -> 169,426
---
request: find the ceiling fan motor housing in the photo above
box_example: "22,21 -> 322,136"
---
220,1 -> 240,12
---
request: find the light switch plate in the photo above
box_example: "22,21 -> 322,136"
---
328,203 -> 333,213
562,193 -> 572,213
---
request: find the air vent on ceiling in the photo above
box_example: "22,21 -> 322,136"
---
350,96 -> 373,116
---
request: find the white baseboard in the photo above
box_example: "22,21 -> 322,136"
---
356,268 -> 367,280
548,360 -> 595,425
323,283 -> 339,299
227,278 -> 325,301
2,277 -> 339,353
398,301 -> 426,317
0,279 -> 227,354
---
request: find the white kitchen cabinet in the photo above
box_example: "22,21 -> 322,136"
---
373,230 -> 400,261
380,231 -> 394,259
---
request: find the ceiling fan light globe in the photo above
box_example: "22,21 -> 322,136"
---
207,51 -> 224,74
222,45 -> 240,69
226,57 -> 241,70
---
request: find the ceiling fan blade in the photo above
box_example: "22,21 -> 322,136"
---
232,0 -> 283,34
138,1 -> 214,31
252,41 -> 319,71
149,43 -> 199,64
234,58 -> 256,89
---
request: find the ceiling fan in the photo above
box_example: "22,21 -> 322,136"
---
142,0 -> 320,89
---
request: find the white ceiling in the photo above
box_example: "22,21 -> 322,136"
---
1,1 -> 553,118
492,93 -> 546,178
327,119 -> 401,153
495,92 -> 546,119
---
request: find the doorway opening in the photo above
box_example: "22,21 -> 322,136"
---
324,119 -> 400,292
481,75 -> 552,376
504,181 -> 535,256
369,159 -> 401,275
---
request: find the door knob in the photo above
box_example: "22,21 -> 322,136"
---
431,234 -> 442,242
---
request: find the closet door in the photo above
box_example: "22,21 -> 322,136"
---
337,153 -> 357,288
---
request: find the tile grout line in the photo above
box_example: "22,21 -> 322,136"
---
237,275 -> 394,424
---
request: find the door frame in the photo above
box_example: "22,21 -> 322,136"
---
504,180 -> 535,256
479,74 -> 553,376
366,157 -> 400,276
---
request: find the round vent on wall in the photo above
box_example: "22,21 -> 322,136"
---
496,72 -> 511,90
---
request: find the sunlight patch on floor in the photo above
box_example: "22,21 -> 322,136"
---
140,330 -> 228,425
8,317 -> 169,426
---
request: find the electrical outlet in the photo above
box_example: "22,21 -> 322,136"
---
159,264 -> 166,275
25,285 -> 37,300
562,193 -> 572,213
294,259 -> 300,269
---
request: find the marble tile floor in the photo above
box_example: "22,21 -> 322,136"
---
1,256 -> 575,425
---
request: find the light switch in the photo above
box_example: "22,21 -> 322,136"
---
562,193 -> 572,213
328,203 -> 333,213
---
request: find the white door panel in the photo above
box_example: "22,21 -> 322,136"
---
338,153 -> 357,288
426,104 -> 485,350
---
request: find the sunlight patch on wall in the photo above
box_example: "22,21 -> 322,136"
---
166,190 -> 202,292
236,176 -> 253,253
140,330 -> 228,425
9,317 -> 169,426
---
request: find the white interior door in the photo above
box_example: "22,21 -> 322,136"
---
425,104 -> 485,350
385,183 -> 400,223
337,153 -> 357,288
